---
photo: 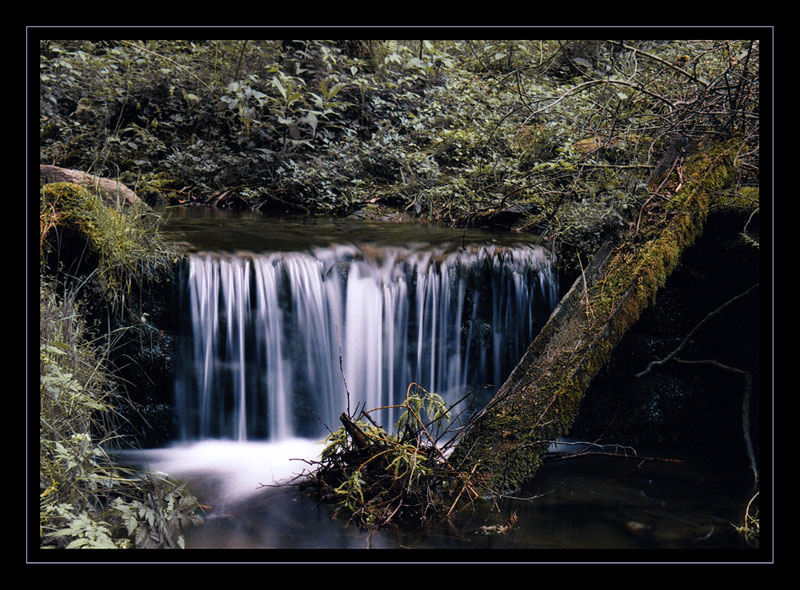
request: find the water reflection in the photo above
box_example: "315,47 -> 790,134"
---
159,206 -> 549,255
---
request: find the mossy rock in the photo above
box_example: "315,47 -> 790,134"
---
40,182 -> 171,310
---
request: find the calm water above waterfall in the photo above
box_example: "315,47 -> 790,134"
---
122,208 -> 756,556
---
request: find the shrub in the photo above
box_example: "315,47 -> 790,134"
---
303,384 -> 483,530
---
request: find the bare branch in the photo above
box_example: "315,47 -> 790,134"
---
675,358 -> 758,490
635,283 -> 759,378
603,40 -> 709,87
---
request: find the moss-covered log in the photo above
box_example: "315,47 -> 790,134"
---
450,139 -> 744,494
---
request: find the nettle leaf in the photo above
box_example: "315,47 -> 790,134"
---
65,537 -> 90,549
286,91 -> 303,106
308,92 -> 324,108
219,95 -> 237,109
247,87 -> 267,101
322,80 -> 345,101
385,52 -> 402,66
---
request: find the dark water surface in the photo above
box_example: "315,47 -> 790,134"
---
160,205 -> 550,254
121,437 -> 757,559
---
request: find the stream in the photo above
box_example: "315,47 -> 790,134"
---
123,206 -> 758,560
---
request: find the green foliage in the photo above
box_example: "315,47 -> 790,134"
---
395,385 -> 450,440
108,477 -> 205,549
39,278 -> 203,549
39,38 -> 759,259
37,37 -> 761,536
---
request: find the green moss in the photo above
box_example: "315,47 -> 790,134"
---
41,182 -> 173,312
589,139 -> 742,320
715,185 -> 759,212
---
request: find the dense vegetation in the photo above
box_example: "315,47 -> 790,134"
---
39,273 -> 203,548
40,39 -> 760,257
37,37 -> 762,548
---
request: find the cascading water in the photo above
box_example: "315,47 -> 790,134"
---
123,215 -> 752,550
173,243 -> 559,444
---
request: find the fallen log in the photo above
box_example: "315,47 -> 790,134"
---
40,165 -> 144,207
450,139 -> 743,495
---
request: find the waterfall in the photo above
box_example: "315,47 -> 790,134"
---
174,244 -> 559,442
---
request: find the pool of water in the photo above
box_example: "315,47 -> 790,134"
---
121,438 -> 759,561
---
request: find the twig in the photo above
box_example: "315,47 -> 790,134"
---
603,40 -> 709,87
635,284 -> 758,378
446,464 -> 479,517
675,358 -> 758,490
633,193 -> 657,237
578,163 -> 654,170
231,40 -> 249,82
121,41 -> 212,92
340,413 -> 369,450
634,284 -> 760,491
545,450 -> 682,464
577,251 -> 593,320
742,490 -> 760,534
334,324 -> 351,418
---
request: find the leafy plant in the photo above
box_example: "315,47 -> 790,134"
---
40,39 -> 759,238
395,384 -> 450,441
39,278 -> 204,549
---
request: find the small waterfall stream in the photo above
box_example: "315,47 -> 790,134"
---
173,243 -> 559,443
123,213 -> 753,550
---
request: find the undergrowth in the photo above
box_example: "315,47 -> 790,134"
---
302,384 -> 486,531
39,276 -> 203,549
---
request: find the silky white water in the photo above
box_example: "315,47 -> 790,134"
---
120,438 -> 323,503
173,243 -> 559,443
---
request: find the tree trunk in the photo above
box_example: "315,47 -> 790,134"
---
450,139 -> 742,494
